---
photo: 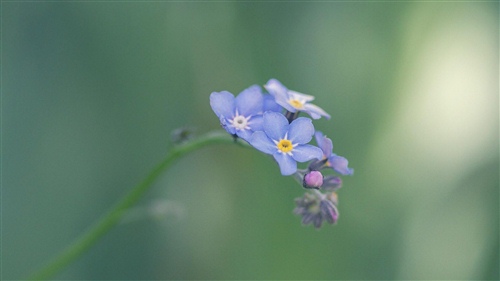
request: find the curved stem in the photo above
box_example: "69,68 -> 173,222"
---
28,130 -> 246,280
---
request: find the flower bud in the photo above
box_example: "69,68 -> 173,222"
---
308,158 -> 328,171
321,176 -> 342,191
294,190 -> 340,228
326,192 -> 339,206
320,199 -> 339,224
303,171 -> 324,189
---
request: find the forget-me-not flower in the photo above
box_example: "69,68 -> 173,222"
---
314,131 -> 354,175
264,79 -> 331,120
249,111 -> 323,176
210,85 -> 266,141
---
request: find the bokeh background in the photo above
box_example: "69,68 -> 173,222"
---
3,1 -> 498,280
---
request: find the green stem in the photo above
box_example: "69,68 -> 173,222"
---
28,130 -> 246,280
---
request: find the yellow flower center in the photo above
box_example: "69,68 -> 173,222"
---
289,99 -> 304,109
277,139 -> 293,153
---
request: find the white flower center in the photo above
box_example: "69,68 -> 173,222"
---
230,113 -> 251,131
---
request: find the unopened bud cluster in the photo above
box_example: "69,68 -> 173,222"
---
294,191 -> 339,228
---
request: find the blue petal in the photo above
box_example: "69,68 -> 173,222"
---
263,94 -> 283,113
288,90 -> 315,102
288,117 -> 315,144
329,154 -> 354,175
235,85 -> 264,116
264,78 -> 288,97
303,103 -> 331,120
210,91 -> 234,118
249,131 -> 276,155
315,131 -> 324,145
219,116 -> 235,135
264,79 -> 296,113
236,130 -> 252,142
263,111 -> 288,141
292,144 -> 323,162
276,100 -> 296,113
273,152 -> 297,175
248,114 -> 263,132
315,131 -> 332,157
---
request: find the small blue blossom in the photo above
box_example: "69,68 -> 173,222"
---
210,85 -> 266,141
314,131 -> 354,175
264,78 -> 331,120
249,111 -> 323,176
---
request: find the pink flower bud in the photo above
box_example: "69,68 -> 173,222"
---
303,171 -> 324,189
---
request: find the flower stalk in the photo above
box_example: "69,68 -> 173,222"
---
28,130 -> 246,280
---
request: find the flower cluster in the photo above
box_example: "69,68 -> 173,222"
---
210,79 -> 353,228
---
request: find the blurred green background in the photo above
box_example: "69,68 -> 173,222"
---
3,2 -> 498,280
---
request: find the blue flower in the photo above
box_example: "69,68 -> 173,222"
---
249,111 -> 323,176
314,131 -> 354,175
264,79 -> 331,120
210,85 -> 266,141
